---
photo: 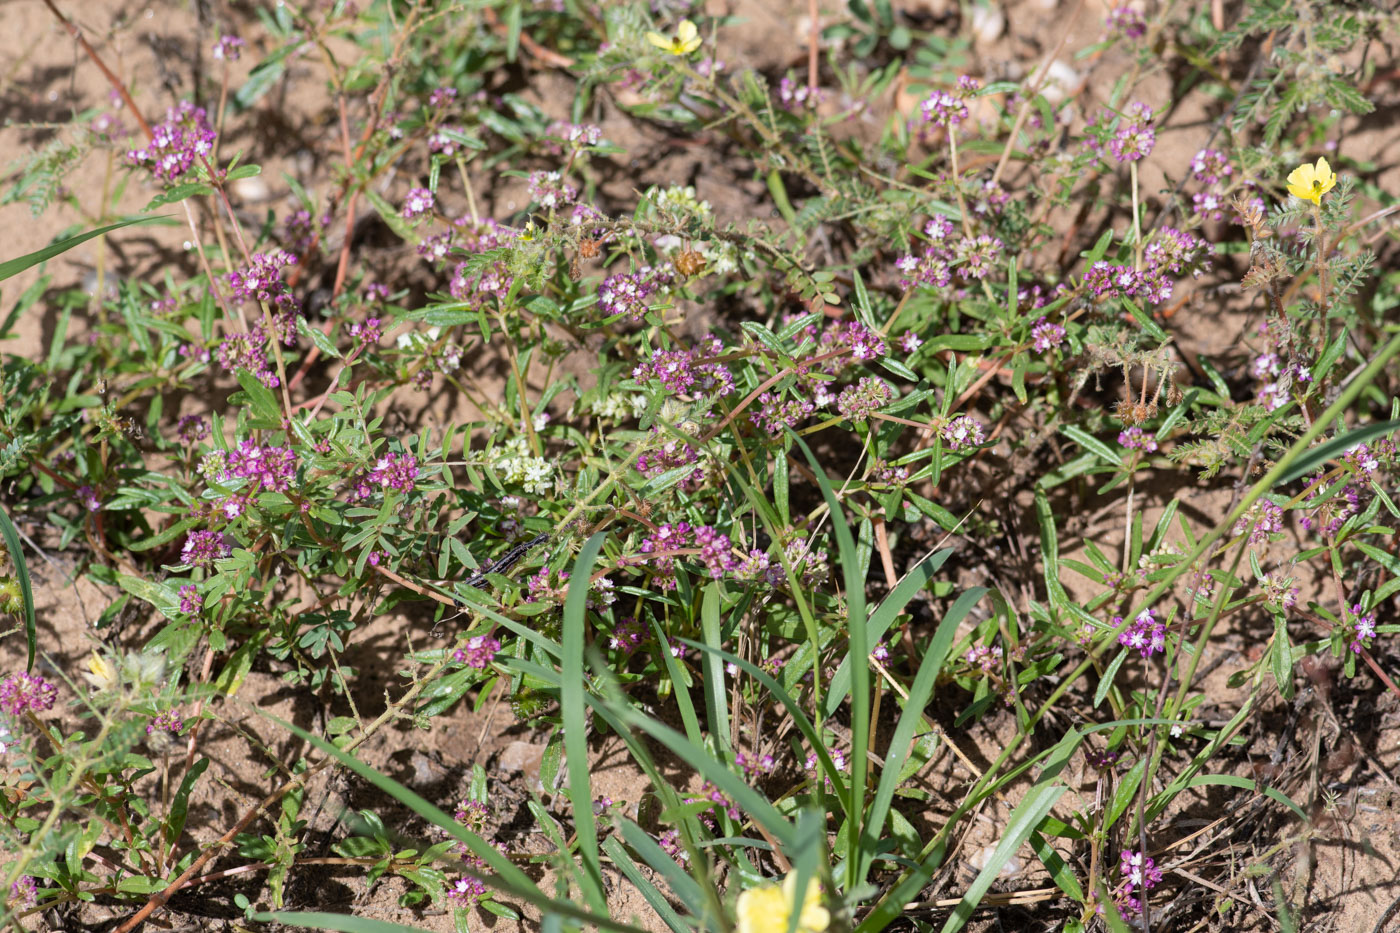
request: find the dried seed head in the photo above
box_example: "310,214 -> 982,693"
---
579,238 -> 600,259
673,249 -> 706,277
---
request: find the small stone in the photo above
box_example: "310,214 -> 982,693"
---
231,174 -> 270,203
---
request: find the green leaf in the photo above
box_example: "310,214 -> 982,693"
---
1274,419 -> 1400,486
165,758 -> 210,847
0,216 -> 171,283
0,506 -> 36,670
235,369 -> 282,422
938,780 -> 1068,933
1062,424 -> 1121,464
561,533 -> 609,916
116,574 -> 181,620
143,183 -> 216,211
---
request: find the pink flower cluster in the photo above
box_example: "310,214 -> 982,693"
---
1348,603 -> 1377,654
212,34 -> 245,61
1084,102 -> 1155,163
1343,439 -> 1395,477
453,634 -> 501,669
1081,227 -> 1210,306
1107,6 -> 1146,37
1232,499 -> 1284,545
0,672 -> 57,715
181,530 -> 232,568
633,522 -> 738,589
179,584 -> 203,614
1112,849 -> 1163,916
916,76 -> 980,129
544,120 -> 602,151
401,187 -> 435,220
227,440 -> 299,492
449,260 -> 513,311
1116,607 -> 1165,658
836,377 -> 893,421
897,216 -> 1003,290
216,329 -> 279,388
1185,147 -> 1234,219
1119,426 -> 1157,452
598,266 -> 675,321
127,101 -> 216,182
778,75 -> 824,111
631,336 -> 735,396
940,414 -> 985,450
228,249 -> 299,306
1030,317 -> 1066,353
147,709 -> 184,735
635,430 -> 705,491
527,171 -> 577,209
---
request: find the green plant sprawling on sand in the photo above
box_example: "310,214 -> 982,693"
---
0,1 -> 1398,931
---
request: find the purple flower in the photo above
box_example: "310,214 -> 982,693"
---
127,101 -> 217,182
453,634 -> 501,669
212,34 -> 246,61
526,171 -> 578,209
955,234 -> 1004,280
1349,603 -> 1377,654
1030,317 -> 1066,353
401,187 -> 435,220
1119,426 -> 1157,452
1116,608 -> 1165,658
836,377 -> 893,421
8,875 -> 36,909
179,584 -> 203,615
751,392 -> 816,436
940,414 -> 985,450
920,90 -> 968,128
1232,500 -> 1285,545
228,440 -> 299,492
631,336 -> 735,397
449,260 -> 514,311
0,672 -> 58,715
181,529 -> 231,569
227,250 -> 298,304
1190,148 -> 1232,186
1107,6 -> 1146,37
598,267 -> 675,321
899,330 -> 923,354
778,75 -> 823,111
76,485 -> 102,512
429,86 -> 458,108
446,875 -> 488,908
147,709 -> 184,735
176,414 -> 210,444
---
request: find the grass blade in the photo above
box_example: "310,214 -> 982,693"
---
562,532 -> 609,915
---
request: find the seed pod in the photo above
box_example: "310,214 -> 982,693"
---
673,249 -> 706,277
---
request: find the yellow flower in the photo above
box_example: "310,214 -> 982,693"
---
736,872 -> 830,933
1286,156 -> 1337,205
645,19 -> 702,56
82,652 -> 120,692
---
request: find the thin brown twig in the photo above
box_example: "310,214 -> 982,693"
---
41,0 -> 154,143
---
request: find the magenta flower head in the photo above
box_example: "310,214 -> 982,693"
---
212,34 -> 246,61
0,671 -> 58,715
401,187 -> 435,220
453,634 -> 501,669
181,529 -> 232,569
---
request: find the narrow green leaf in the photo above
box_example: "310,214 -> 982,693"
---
0,216 -> 171,282
561,532 -> 609,916
0,506 -> 36,670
